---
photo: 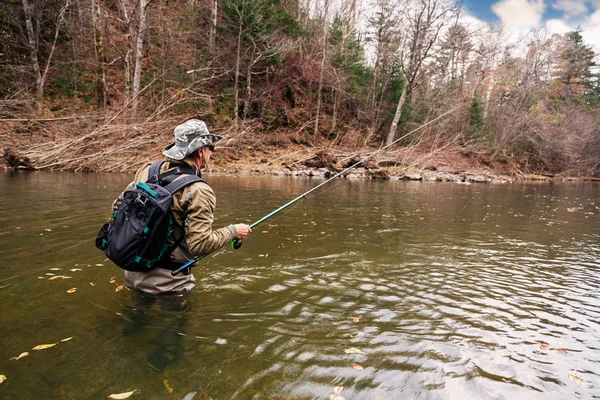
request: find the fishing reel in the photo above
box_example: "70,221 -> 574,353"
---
231,239 -> 243,249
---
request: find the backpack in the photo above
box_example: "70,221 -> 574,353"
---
95,161 -> 204,272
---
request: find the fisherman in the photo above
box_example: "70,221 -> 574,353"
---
117,119 -> 251,369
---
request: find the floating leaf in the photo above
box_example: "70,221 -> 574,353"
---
352,316 -> 361,322
107,390 -> 137,399
539,343 -> 549,350
163,380 -> 173,393
32,343 -> 57,350
351,332 -> 364,338
10,352 -> 29,361
48,276 -> 63,281
67,288 -> 77,294
352,363 -> 364,370
70,268 -> 82,272
568,370 -> 584,384
0,375 -> 6,383
96,263 -> 105,267
115,285 -> 124,292
344,348 -> 364,354
334,386 -> 344,394
61,337 -> 73,342
555,348 -> 568,354
49,268 -> 62,271
90,282 -> 96,287
45,228 -> 52,232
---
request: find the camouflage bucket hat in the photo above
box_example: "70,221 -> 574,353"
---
162,119 -> 223,160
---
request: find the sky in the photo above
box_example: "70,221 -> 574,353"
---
461,0 -> 600,53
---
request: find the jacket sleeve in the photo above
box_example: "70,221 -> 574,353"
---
184,183 -> 235,256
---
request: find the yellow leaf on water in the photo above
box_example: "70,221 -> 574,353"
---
0,374 -> 6,383
70,268 -> 82,272
61,337 -> 73,342
352,316 -> 361,322
334,386 -> 344,394
90,282 -> 96,286
568,370 -> 584,384
163,379 -> 173,393
351,332 -> 364,338
344,348 -> 364,354
48,276 -> 63,281
49,268 -> 62,271
32,343 -> 57,350
45,229 -> 52,232
10,352 -> 29,361
107,390 -> 137,399
352,363 -> 364,370
67,288 -> 77,293
539,343 -> 549,350
96,263 -> 105,267
115,285 -> 124,292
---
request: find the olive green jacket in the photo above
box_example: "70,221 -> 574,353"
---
114,159 -> 236,294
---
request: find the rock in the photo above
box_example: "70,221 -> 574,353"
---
465,175 -> 489,183
403,173 -> 423,181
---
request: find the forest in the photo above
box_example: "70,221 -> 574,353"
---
0,0 -> 599,177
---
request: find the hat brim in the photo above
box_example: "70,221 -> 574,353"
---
162,134 -> 223,160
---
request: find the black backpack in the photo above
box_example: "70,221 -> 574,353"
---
96,161 -> 204,272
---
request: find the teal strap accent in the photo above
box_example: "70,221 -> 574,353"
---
134,256 -> 142,264
143,227 -> 149,234
113,211 -> 118,217
136,182 -> 158,198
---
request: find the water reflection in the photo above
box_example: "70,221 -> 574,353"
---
0,172 -> 598,399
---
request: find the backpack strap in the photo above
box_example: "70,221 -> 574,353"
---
147,161 -> 165,183
164,174 -> 205,195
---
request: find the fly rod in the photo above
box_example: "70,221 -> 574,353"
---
171,108 -> 457,276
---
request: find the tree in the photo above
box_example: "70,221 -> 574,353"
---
21,0 -> 71,115
554,27 -> 597,104
386,0 -> 458,145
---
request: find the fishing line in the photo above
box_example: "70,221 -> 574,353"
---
172,107 -> 458,276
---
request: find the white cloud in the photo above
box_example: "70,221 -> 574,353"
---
545,18 -> 573,34
552,0 -> 589,18
492,0 -> 546,28
582,9 -> 600,55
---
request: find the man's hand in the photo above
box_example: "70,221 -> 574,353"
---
234,224 -> 252,239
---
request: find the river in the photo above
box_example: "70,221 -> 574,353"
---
0,171 -> 598,399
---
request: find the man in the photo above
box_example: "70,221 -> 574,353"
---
117,119 -> 251,369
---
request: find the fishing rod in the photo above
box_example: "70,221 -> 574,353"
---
171,107 -> 457,276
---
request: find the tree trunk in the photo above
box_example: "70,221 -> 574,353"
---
132,0 -> 149,116
22,0 -> 43,115
92,0 -> 107,109
386,83 -> 407,145
234,21 -> 243,126
313,0 -> 329,140
118,0 -> 133,101
209,0 -> 218,54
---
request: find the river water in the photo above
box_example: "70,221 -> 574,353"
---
0,171 -> 598,400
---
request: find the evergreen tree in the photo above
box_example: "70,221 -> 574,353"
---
554,27 -> 598,105
468,96 -> 484,137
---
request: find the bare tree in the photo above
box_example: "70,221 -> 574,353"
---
21,0 -> 71,115
92,0 -> 107,109
131,0 -> 150,116
209,0 -> 218,54
313,0 -> 329,139
386,0 -> 457,145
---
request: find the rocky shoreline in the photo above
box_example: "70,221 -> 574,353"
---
220,165 -> 600,184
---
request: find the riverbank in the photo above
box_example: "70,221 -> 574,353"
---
2,144 -> 599,183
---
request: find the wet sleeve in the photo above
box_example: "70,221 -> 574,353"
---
184,184 -> 236,257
